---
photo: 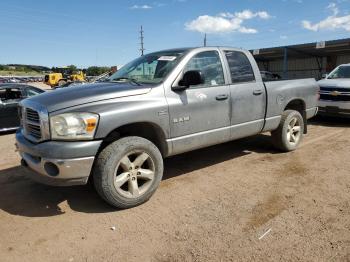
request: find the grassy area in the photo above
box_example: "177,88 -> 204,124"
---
0,70 -> 43,76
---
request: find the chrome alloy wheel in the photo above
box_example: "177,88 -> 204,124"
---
287,116 -> 301,146
113,151 -> 155,199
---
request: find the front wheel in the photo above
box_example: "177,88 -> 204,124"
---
93,136 -> 163,209
57,79 -> 67,86
271,110 -> 304,152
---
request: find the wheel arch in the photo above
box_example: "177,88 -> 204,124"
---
99,122 -> 169,157
284,98 -> 307,134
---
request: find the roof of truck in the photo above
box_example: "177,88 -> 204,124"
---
149,46 -> 246,54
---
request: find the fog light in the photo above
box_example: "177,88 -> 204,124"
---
44,162 -> 59,177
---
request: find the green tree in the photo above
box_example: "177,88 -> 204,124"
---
86,66 -> 110,76
67,65 -> 77,71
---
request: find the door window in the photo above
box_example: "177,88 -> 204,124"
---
184,51 -> 225,87
0,88 -> 22,103
224,51 -> 255,84
26,87 -> 44,97
109,50 -> 187,84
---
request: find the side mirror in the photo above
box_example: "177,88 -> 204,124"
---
322,73 -> 328,79
172,70 -> 204,91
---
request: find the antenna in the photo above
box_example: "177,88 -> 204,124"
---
140,25 -> 145,56
203,33 -> 207,47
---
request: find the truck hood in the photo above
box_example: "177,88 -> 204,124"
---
318,79 -> 350,89
26,82 -> 153,112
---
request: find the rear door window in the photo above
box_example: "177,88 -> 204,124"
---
224,51 -> 255,84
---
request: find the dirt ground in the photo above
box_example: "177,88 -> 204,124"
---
30,82 -> 52,90
0,116 -> 349,262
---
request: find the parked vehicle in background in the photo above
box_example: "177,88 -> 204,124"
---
318,64 -> 350,117
44,67 -> 86,87
0,84 -> 44,132
261,71 -> 282,81
16,47 -> 318,208
8,78 -> 20,83
55,81 -> 87,88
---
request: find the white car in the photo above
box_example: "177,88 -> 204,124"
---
8,78 -> 21,83
318,64 -> 350,117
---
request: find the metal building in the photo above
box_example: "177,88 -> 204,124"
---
250,38 -> 350,80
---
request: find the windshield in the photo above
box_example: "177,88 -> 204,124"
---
109,50 -> 188,84
328,66 -> 350,79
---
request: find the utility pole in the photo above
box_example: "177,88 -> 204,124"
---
140,25 -> 145,56
203,33 -> 207,47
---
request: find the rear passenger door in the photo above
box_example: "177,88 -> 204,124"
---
222,50 -> 266,139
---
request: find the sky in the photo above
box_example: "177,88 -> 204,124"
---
0,0 -> 349,68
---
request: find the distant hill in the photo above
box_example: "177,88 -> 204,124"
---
6,64 -> 50,72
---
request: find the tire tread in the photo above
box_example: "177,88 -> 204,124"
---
93,136 -> 163,209
271,110 -> 304,152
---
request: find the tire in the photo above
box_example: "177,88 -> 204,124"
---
271,110 -> 304,152
93,136 -> 163,209
58,80 -> 67,86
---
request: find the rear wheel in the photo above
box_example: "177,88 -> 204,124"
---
271,110 -> 304,152
93,136 -> 163,209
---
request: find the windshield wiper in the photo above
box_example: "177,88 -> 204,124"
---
111,77 -> 141,86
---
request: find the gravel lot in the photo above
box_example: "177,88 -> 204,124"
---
0,116 -> 349,262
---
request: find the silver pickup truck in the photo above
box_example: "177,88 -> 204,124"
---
16,47 -> 318,208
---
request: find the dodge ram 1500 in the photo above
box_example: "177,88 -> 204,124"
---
16,47 -> 318,208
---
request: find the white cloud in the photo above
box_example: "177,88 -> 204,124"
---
302,2 -> 350,31
185,10 -> 271,34
327,2 -> 339,15
130,4 -> 152,9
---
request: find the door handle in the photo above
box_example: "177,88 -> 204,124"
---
215,94 -> 229,101
253,90 -> 263,95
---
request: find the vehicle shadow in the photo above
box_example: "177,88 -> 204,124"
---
0,130 -> 17,136
309,115 -> 350,127
0,134 -> 277,217
163,134 -> 276,180
0,166 -> 115,217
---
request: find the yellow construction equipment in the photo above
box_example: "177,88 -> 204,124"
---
44,67 -> 86,87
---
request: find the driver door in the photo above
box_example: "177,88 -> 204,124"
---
167,50 -> 231,155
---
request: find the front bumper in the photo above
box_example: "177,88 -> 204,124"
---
16,130 -> 102,186
318,100 -> 350,117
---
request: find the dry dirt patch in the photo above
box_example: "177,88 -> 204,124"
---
0,116 -> 349,261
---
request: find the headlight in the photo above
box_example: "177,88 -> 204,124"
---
50,113 -> 99,140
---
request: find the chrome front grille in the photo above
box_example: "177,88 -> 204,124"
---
26,108 -> 40,123
24,107 -> 42,141
320,87 -> 350,102
26,123 -> 42,139
20,100 -> 49,143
